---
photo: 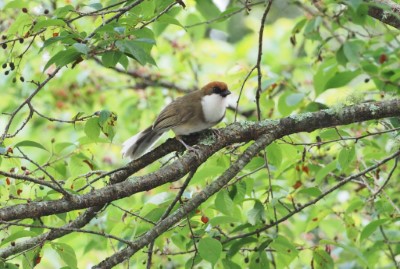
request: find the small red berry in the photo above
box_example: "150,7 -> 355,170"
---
379,54 -> 388,64
201,215 -> 209,224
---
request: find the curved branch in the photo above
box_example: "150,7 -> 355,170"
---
0,206 -> 103,258
94,123 -> 277,268
368,0 -> 400,29
0,99 -> 399,222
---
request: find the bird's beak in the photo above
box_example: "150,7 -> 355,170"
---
221,89 -> 231,97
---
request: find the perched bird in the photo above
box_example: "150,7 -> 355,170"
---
121,81 -> 231,160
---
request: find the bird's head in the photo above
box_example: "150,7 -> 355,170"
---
202,81 -> 231,97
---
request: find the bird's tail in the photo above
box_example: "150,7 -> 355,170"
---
121,126 -> 164,160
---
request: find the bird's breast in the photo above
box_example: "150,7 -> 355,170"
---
200,94 -> 227,124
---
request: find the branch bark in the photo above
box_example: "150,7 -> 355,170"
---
0,99 -> 399,222
368,0 -> 400,29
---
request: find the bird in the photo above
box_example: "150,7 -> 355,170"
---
121,81 -> 231,160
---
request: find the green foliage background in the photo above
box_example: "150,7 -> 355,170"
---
0,0 -> 399,268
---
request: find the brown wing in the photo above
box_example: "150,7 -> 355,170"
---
152,92 -> 202,131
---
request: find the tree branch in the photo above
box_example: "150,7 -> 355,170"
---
368,0 -> 400,29
0,99 -> 399,222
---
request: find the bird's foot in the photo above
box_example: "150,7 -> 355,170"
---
176,136 -> 201,158
210,128 -> 221,138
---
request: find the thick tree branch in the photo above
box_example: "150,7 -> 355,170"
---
94,126 -> 278,268
0,99 -> 399,222
0,206 -> 103,258
368,0 -> 400,29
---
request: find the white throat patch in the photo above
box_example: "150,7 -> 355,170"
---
201,93 -> 227,123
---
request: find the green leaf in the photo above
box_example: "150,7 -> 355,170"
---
313,248 -> 334,269
196,0 -> 220,20
54,142 -> 75,154
156,14 -> 183,28
270,235 -> 298,265
313,59 -> 338,95
338,146 -> 356,171
4,0 -> 28,9
297,187 -> 322,197
98,110 -> 111,125
116,40 -> 156,66
306,209 -> 331,232
266,142 -> 282,168
343,40 -> 364,64
286,93 -> 305,106
198,237 -> 222,266
73,43 -> 89,55
87,3 -> 103,10
186,13 -> 206,40
215,190 -> 234,216
40,32 -> 76,52
217,7 -> 242,23
102,51 -> 123,68
54,5 -> 74,18
344,0 -> 363,11
336,45 -> 348,66
32,19 -> 66,32
346,198 -> 364,213
209,216 -> 240,226
231,181 -> 246,204
347,3 -> 369,25
227,237 -> 258,257
7,13 -> 31,35
360,219 -> 388,242
22,246 -> 41,269
324,70 -> 362,90
0,230 -> 37,246
250,251 -> 270,269
14,140 -> 48,152
303,16 -> 322,40
292,18 -> 307,34
84,118 -> 100,140
222,259 -> 242,269
52,242 -> 78,269
344,215 -> 358,243
0,262 -> 19,269
185,255 -> 202,269
258,239 -> 273,252
44,48 -> 82,70
119,54 -> 129,70
278,91 -> 303,116
247,200 -> 265,225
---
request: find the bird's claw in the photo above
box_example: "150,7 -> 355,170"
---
186,145 -> 201,158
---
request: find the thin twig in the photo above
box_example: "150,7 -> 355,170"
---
140,1 -> 179,29
224,149 -> 400,243
68,1 -> 128,22
370,156 -> 399,199
147,169 -> 197,268
379,222 -> 400,269
0,67 -> 62,142
0,220 -> 133,246
234,66 -> 256,122
255,0 -> 274,121
16,148 -> 70,197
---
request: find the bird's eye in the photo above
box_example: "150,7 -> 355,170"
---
213,87 -> 221,93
